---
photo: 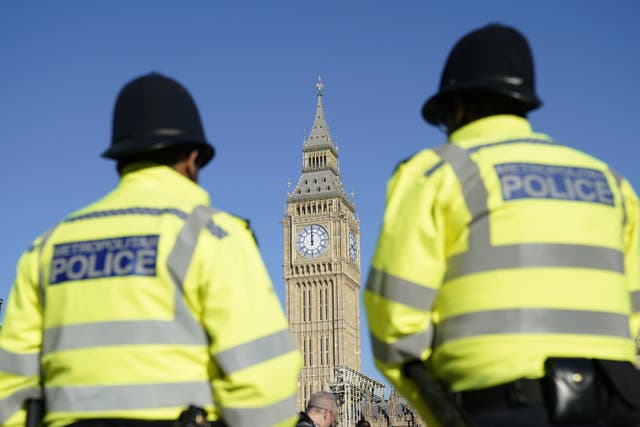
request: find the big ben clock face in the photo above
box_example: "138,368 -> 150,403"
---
296,224 -> 329,258
348,230 -> 357,262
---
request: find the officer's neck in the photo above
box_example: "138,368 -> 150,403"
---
172,150 -> 200,183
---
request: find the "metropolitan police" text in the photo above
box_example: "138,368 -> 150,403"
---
495,163 -> 614,206
50,235 -> 159,284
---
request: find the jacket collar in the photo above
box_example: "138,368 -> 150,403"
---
119,163 -> 210,206
297,411 -> 320,427
448,115 -> 549,150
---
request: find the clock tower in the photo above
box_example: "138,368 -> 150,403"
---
283,77 -> 362,411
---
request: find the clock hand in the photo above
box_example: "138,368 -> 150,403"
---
310,225 -> 314,246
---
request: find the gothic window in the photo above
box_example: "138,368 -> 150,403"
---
328,280 -> 333,318
303,385 -> 307,407
324,285 -> 329,319
303,339 -> 307,365
302,286 -> 306,322
325,336 -> 330,364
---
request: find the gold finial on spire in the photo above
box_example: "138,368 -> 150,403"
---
316,75 -> 324,92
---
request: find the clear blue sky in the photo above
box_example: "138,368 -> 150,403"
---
2,1 -> 639,390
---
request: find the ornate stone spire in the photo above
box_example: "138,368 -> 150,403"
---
288,77 -> 354,212
304,76 -> 335,151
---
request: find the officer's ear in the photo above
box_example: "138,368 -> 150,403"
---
441,95 -> 463,135
185,150 -> 200,183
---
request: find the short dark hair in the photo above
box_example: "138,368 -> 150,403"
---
442,90 -> 529,124
116,145 -> 199,175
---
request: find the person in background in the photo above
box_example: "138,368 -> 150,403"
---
296,391 -> 339,427
365,23 -> 640,426
0,72 -> 301,427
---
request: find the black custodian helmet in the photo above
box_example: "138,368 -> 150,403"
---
422,23 -> 542,126
103,72 -> 215,167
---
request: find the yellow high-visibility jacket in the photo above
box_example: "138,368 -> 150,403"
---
364,115 -> 640,426
0,164 -> 302,427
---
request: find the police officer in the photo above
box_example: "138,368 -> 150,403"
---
0,72 -> 302,427
364,24 -> 640,426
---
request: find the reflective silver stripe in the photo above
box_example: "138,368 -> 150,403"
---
0,349 -> 39,376
435,309 -> 631,346
446,243 -> 624,280
46,381 -> 212,413
631,291 -> 640,312
43,205 -> 213,354
436,144 -> 490,247
610,170 -> 627,228
366,268 -> 437,312
371,328 -> 433,365
223,394 -> 297,427
167,205 -> 215,346
168,205 -> 218,293
215,329 -> 296,376
435,144 -> 625,279
38,227 -> 58,308
0,386 -> 41,424
43,320 -> 207,353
